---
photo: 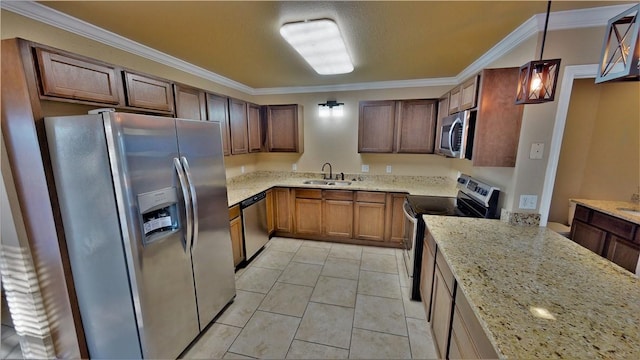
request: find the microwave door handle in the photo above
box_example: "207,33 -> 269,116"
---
450,118 -> 462,152
174,157 -> 193,252
180,156 -> 199,250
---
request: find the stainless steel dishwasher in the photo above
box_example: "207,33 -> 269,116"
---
240,191 -> 269,260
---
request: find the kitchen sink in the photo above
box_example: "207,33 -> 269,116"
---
303,180 -> 330,185
327,181 -> 352,186
616,207 -> 640,216
302,180 -> 352,186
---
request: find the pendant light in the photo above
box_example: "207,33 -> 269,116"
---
595,4 -> 639,83
515,1 -> 561,104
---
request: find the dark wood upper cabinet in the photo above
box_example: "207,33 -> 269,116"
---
266,104 -> 300,152
123,71 -> 174,113
358,101 -> 396,153
471,68 -> 523,167
35,47 -> 121,105
396,100 -> 437,153
229,98 -> 249,155
358,99 -> 436,154
448,75 -> 479,115
247,103 -> 263,153
174,84 -> 206,120
206,93 -> 231,156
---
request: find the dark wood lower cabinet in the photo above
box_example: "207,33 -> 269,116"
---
571,221 -> 607,255
570,205 -> 639,273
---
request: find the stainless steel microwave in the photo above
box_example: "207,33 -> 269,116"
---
435,110 -> 475,159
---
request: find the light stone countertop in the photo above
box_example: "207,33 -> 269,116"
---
423,215 -> 640,359
571,198 -> 640,225
225,171 -> 458,207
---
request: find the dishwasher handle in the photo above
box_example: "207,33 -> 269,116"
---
241,191 -> 267,208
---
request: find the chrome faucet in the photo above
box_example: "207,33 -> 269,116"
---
321,162 -> 332,180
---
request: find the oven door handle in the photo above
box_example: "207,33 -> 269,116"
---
402,200 -> 418,225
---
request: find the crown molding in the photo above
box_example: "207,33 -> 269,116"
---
1,1 -> 632,96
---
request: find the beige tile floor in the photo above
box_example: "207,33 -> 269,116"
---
182,237 -> 438,359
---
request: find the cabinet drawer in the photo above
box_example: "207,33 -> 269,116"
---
355,191 -> 386,203
295,189 -> 322,199
573,205 -> 591,223
229,204 -> 240,220
436,250 -> 455,295
425,230 -> 437,256
35,48 -> 120,104
324,190 -> 353,201
591,211 -> 636,240
452,290 -> 498,359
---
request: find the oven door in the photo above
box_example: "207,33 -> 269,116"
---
402,200 -> 418,277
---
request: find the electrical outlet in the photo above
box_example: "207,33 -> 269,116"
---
292,163 -> 297,171
361,164 -> 369,173
386,165 -> 392,173
519,195 -> 538,209
241,166 -> 245,174
530,143 -> 544,159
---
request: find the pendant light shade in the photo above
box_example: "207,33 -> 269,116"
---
515,1 -> 561,105
595,4 -> 639,84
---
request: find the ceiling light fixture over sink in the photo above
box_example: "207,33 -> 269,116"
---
280,19 -> 354,75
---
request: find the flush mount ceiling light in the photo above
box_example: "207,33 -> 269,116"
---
280,19 -> 354,75
595,4 -> 639,83
318,100 -> 344,117
515,1 -> 561,104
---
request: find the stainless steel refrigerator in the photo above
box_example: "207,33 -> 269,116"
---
45,111 -> 236,359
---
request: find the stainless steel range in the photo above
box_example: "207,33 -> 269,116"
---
402,174 -> 500,300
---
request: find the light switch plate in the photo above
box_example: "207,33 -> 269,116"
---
386,165 -> 392,173
519,195 -> 538,209
530,143 -> 544,159
241,166 -> 245,174
292,163 -> 297,171
361,164 -> 369,173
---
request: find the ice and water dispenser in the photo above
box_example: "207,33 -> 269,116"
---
138,187 -> 180,244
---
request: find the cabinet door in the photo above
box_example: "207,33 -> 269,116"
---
571,220 -> 607,255
229,216 -> 244,267
267,105 -> 299,152
206,93 -> 231,156
274,188 -> 292,233
175,84 -> 206,120
386,193 -> 407,244
448,85 -> 461,115
247,103 -> 263,153
266,189 -> 275,235
295,198 -> 323,235
324,200 -> 353,238
431,265 -> 453,359
354,202 -> 386,241
123,71 -> 174,112
396,100 -> 437,153
459,75 -> 479,111
420,236 -> 436,322
358,101 -> 396,153
35,48 -> 120,104
229,98 -> 249,155
606,236 -> 640,273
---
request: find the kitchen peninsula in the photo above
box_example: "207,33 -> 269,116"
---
424,215 -> 640,359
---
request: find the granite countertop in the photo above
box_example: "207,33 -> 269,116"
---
225,171 -> 458,206
423,215 -> 640,359
571,198 -> 640,225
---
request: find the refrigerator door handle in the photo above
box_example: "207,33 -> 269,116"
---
174,157 -> 193,251
181,156 -> 199,250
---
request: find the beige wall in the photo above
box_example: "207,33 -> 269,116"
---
550,80 -> 640,224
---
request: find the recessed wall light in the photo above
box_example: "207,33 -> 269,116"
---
280,19 -> 354,75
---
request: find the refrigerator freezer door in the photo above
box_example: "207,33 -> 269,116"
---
104,113 -> 200,359
175,119 -> 236,328
45,115 -> 142,359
